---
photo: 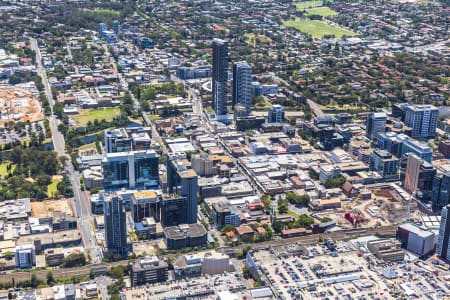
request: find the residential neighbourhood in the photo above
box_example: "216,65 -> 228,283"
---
0,0 -> 448,299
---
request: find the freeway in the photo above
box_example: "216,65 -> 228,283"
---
30,38 -> 102,264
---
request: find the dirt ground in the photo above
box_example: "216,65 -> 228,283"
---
0,86 -> 44,125
31,198 -> 73,218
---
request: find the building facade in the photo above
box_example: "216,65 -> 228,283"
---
366,112 -> 386,140
212,38 -> 228,117
164,224 -> 208,250
104,193 -> 128,258
211,200 -> 241,229
377,132 -> 432,162
161,194 -> 188,227
370,150 -> 399,180
267,104 -> 284,123
167,159 -> 198,224
232,61 -> 252,115
130,256 -> 168,287
102,150 -> 159,190
191,154 -> 216,177
437,205 -> 450,260
432,172 -> 450,211
404,104 -> 438,138
15,244 -> 36,269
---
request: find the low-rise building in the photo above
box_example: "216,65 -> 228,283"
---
130,256 -> 168,287
174,251 -> 233,278
15,244 -> 35,269
367,239 -> 405,262
397,223 -> 435,256
164,224 -> 207,250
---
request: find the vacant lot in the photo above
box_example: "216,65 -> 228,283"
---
73,107 -> 121,126
305,7 -> 338,17
283,19 -> 357,39
31,198 -> 73,218
294,1 -> 325,9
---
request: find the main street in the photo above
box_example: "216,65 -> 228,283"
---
30,38 -> 102,264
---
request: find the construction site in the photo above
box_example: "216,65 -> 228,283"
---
314,185 -> 420,229
0,85 -> 44,125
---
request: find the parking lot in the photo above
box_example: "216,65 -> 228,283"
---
0,121 -> 46,145
250,239 -> 450,300
123,272 -> 248,300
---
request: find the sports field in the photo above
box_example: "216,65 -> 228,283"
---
305,7 -> 338,17
283,19 -> 357,39
73,107 -> 121,126
294,1 -> 325,9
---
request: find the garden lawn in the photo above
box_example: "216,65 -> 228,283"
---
283,19 -> 357,39
73,107 -> 121,126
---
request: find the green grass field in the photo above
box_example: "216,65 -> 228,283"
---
294,1 -> 325,9
47,177 -> 62,198
305,7 -> 338,17
283,19 -> 357,39
92,9 -> 120,15
73,107 -> 121,126
0,161 -> 15,177
147,114 -> 161,121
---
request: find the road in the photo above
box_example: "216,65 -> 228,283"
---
270,73 -> 325,118
64,37 -> 79,74
103,44 -> 168,154
306,98 -> 325,117
30,38 -> 102,264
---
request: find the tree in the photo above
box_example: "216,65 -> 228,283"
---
57,175 -> 73,197
285,191 -> 310,206
278,197 -> 289,214
261,195 -> 272,212
324,175 -> 346,189
272,220 -> 284,233
242,266 -> 251,279
30,274 -> 38,288
107,265 -> 127,280
63,253 -> 86,268
295,214 -> 315,228
220,224 -> 236,233
3,251 -> 13,260
46,271 -> 55,285
321,216 -> 332,223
